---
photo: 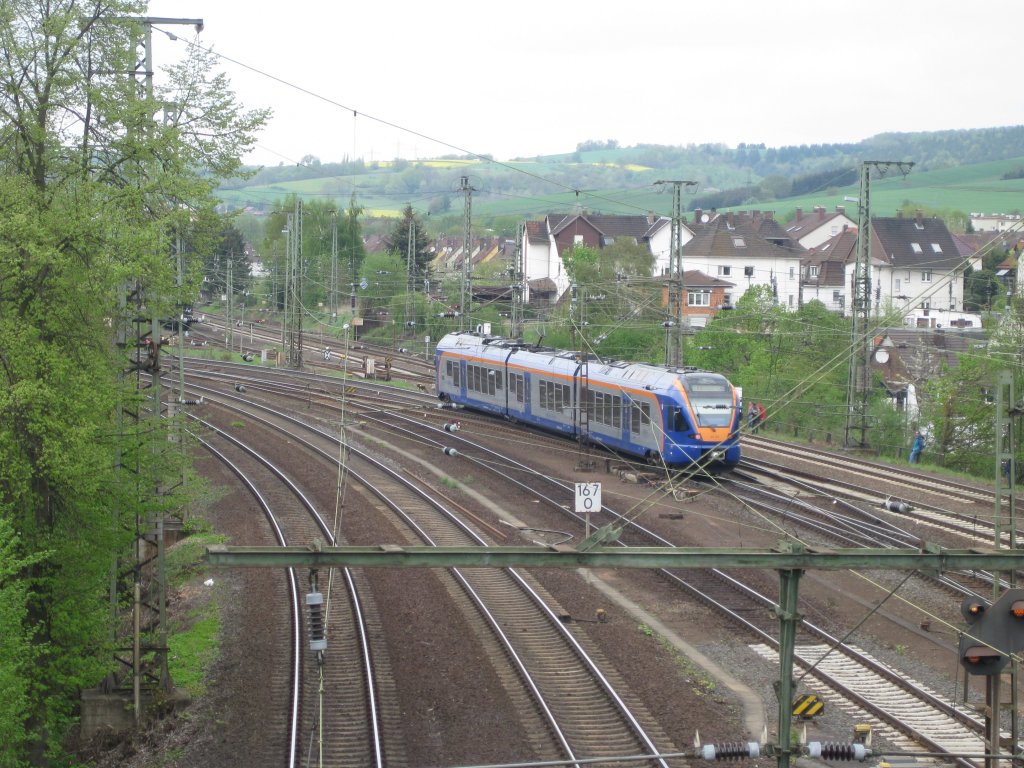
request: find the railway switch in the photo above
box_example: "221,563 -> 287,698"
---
958,589 -> 1024,675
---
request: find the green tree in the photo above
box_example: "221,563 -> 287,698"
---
385,205 -> 431,273
0,3 -> 268,761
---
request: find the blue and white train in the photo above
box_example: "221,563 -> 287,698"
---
435,332 -> 741,469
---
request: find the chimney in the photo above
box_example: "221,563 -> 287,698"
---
727,211 -> 735,228
647,210 -> 656,225
836,205 -> 845,215
694,208 -> 703,223
817,206 -> 825,219
795,207 -> 802,221
915,210 -> 923,227
842,224 -> 849,233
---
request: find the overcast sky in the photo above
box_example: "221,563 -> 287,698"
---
143,0 -> 1019,168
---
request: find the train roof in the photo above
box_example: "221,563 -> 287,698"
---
437,332 -> 728,390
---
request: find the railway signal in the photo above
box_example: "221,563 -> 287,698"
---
958,589 -> 1024,675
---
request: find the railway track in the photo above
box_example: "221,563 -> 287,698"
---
194,411 -> 391,767
174,357 -> 1013,764
183,373 -> 681,766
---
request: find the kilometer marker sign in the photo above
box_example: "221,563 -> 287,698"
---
575,482 -> 602,514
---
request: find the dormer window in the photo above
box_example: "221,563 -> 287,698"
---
931,243 -> 942,253
732,237 -> 746,248
911,243 -> 923,254
809,266 -> 819,277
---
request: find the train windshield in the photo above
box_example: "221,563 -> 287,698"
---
680,373 -> 735,427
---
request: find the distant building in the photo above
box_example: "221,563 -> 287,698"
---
785,205 -> 857,250
970,212 -> 1023,233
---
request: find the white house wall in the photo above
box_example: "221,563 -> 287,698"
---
685,255 -> 804,310
651,227 -> 692,276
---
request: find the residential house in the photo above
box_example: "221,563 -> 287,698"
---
785,206 -> 857,250
800,226 -> 862,313
660,270 -> 735,329
873,211 -> 968,328
520,212 -> 677,304
680,209 -> 805,310
970,212 -> 1023,233
807,211 -> 974,328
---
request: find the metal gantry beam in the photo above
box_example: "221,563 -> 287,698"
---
205,542 -> 1024,572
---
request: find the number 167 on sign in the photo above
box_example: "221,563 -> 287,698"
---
575,482 -> 602,514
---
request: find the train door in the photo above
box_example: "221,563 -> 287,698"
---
574,362 -> 587,440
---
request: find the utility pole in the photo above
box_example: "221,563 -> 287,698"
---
225,253 -> 233,349
510,223 -> 525,339
286,199 -> 304,368
843,161 -> 913,448
460,175 -> 475,332
992,370 -> 1019,758
405,217 -> 415,339
656,180 -> 698,367
117,14 -> 204,720
330,211 -> 339,320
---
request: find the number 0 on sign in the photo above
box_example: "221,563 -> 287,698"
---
575,482 -> 602,514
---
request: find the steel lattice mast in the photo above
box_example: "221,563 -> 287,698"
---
844,161 -> 913,448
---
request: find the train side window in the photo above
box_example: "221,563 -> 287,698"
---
539,379 -> 549,409
668,406 -> 688,432
453,364 -> 460,387
630,401 -> 651,434
494,369 -> 502,391
446,360 -> 453,378
612,395 -> 621,428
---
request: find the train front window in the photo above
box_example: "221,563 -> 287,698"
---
681,373 -> 734,427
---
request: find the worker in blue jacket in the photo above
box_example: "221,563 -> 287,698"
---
908,430 -> 924,464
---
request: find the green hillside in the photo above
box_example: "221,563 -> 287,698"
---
219,128 -> 1024,233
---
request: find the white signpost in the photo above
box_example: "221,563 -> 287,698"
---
575,482 -> 602,538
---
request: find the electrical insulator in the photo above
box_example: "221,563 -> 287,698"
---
241,353 -> 254,362
443,447 -> 459,457
444,421 -> 461,433
437,402 -> 464,410
306,591 -> 326,652
805,742 -> 867,761
234,384 -> 246,393
700,742 -> 760,761
177,397 -> 204,406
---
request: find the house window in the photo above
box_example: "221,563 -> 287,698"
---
688,290 -> 711,307
833,291 -> 841,302
809,266 -> 819,277
895,278 -> 901,292
744,265 -> 754,277
921,270 -> 932,283
717,265 -> 731,276
573,234 -> 584,244
788,295 -> 794,307
732,237 -> 746,248
931,243 -> 942,253
830,225 -> 839,235
911,242 -> 923,254
789,266 -> 795,279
